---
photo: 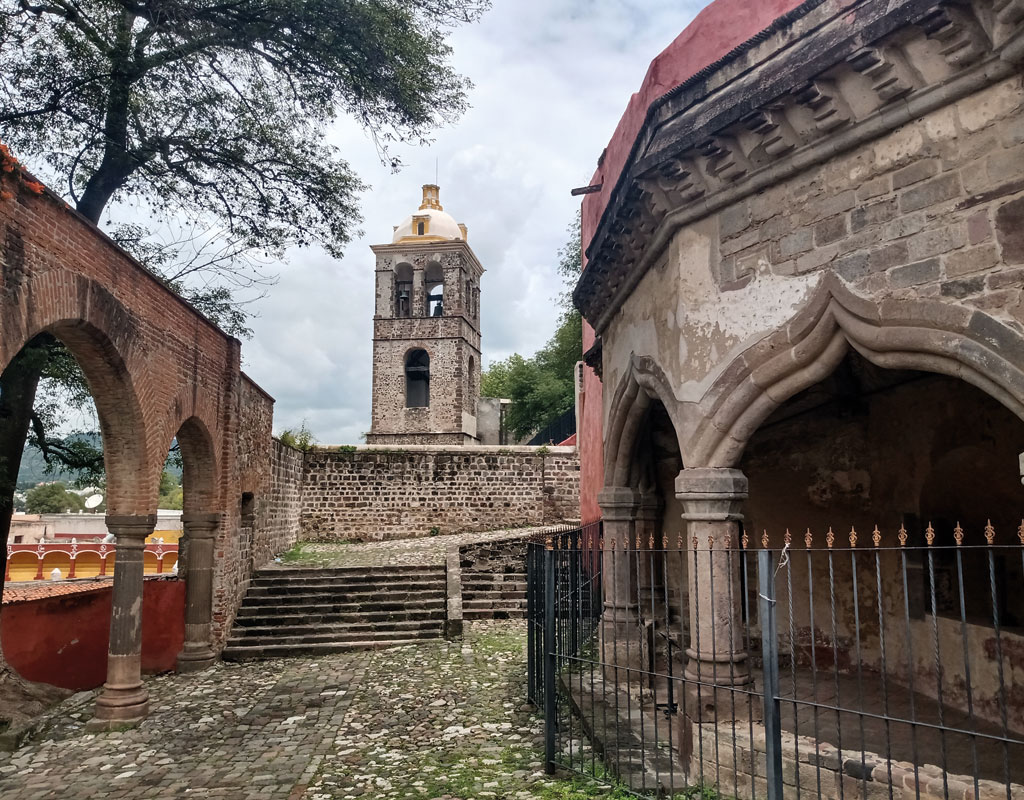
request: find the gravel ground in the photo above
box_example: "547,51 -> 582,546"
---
0,622 -> 623,799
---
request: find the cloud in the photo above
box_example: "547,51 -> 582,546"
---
242,0 -> 702,443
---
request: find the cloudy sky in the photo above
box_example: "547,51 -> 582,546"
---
242,0 -> 702,443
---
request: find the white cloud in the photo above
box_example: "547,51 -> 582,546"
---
241,0 -> 703,443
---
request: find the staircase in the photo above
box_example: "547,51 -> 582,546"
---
222,564 -> 447,660
461,570 -> 528,620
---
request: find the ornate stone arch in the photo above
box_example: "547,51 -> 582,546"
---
689,274 -> 1024,469
603,353 -> 686,488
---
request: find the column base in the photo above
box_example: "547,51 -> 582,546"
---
88,682 -> 150,730
177,646 -> 217,673
599,613 -> 646,679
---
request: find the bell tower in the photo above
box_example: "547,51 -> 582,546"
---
367,185 -> 484,445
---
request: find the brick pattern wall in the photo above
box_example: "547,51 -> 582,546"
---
715,74 -> 1024,321
300,446 -> 580,541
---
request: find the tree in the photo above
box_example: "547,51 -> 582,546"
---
278,422 -> 316,452
0,0 -> 488,577
158,471 -> 183,510
481,215 -> 582,441
24,482 -> 85,514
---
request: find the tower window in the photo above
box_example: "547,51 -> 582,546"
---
417,221 -> 425,236
405,349 -> 430,408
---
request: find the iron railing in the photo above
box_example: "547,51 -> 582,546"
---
527,522 -> 1024,799
527,408 -> 577,446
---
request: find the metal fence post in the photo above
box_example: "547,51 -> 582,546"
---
544,538 -> 557,774
758,548 -> 784,800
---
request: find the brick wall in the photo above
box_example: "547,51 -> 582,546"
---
251,438 -> 304,566
300,445 -> 580,541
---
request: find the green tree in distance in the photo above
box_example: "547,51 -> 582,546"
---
481,214 -> 582,441
24,482 -> 86,514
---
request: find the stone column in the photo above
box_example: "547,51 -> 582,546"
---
88,514 -> 156,730
412,266 -> 426,317
635,492 -> 662,611
177,512 -> 220,672
597,486 -> 642,672
675,468 -> 751,717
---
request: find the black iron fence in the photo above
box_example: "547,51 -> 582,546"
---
527,408 -> 577,446
526,522 -> 1024,799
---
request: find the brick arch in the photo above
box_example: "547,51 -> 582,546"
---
162,415 -> 220,514
688,274 -> 1024,469
1,270 -> 151,515
603,353 -> 686,488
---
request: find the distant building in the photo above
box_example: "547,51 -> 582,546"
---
367,185 -> 485,445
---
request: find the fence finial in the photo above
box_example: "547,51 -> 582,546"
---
872,525 -> 881,547
953,522 -> 964,546
741,530 -> 750,549
826,527 -> 835,548
662,534 -> 668,550
1018,519 -> 1024,545
708,535 -> 715,550
761,530 -> 770,549
636,532 -> 641,550
849,526 -> 858,547
898,524 -> 908,546
724,532 -> 733,550
692,535 -> 699,550
678,533 -> 684,550
649,533 -> 655,550
985,520 -> 996,545
925,522 -> 936,546
784,529 -> 792,547
804,528 -> 813,548
545,535 -> 553,551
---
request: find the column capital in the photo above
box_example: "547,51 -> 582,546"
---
181,512 -> 221,539
597,486 -> 639,521
636,491 -> 663,521
105,514 -> 157,541
675,467 -> 748,522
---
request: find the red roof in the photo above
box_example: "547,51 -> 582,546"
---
3,580 -> 112,605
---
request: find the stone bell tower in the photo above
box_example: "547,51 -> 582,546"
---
366,185 -> 484,445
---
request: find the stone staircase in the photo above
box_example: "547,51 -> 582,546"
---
461,570 -> 528,620
222,564 -> 447,660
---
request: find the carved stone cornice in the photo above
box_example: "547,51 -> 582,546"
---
574,0 -> 1023,334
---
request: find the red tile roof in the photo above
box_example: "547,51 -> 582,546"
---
3,579 -> 112,604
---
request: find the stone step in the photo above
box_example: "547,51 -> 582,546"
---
229,620 -> 443,643
462,597 -> 527,609
226,628 -> 442,649
253,565 -> 443,580
235,599 -> 446,617
222,638 -> 439,661
242,589 -> 444,606
462,578 -> 528,590
245,579 -> 445,597
233,608 -> 445,627
462,589 -> 528,601
252,570 -> 445,586
463,608 -> 527,620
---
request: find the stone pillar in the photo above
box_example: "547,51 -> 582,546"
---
88,514 -> 156,730
177,512 -> 220,673
675,468 -> 751,718
597,486 -> 642,672
412,266 -> 426,317
635,492 -> 662,610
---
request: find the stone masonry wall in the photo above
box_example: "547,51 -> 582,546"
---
250,439 -> 304,569
300,446 -> 580,542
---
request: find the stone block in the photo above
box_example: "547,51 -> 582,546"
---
868,242 -> 909,272
852,198 -> 898,232
779,227 -> 814,258
796,244 -> 838,274
833,252 -> 871,281
893,159 -> 940,189
814,215 -> 847,246
884,213 -> 926,240
900,173 -> 963,213
968,211 -> 992,244
1004,116 -> 1024,147
720,202 -> 752,238
945,244 -> 999,277
995,196 -> 1024,263
987,144 -> 1024,183
988,266 -> 1024,290
940,276 -> 986,298
856,176 -> 890,201
907,226 -> 965,261
889,258 -> 940,288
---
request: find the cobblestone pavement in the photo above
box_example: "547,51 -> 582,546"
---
268,527 -> 563,569
0,622 -> 621,800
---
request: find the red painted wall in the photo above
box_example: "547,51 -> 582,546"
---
578,0 -> 816,520
1,579 -> 186,690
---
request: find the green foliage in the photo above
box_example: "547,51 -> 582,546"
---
158,470 -> 183,510
481,215 -> 582,441
428,526 -> 441,536
278,422 -> 316,452
24,482 -> 86,514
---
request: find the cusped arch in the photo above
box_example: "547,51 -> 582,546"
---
603,354 -> 687,488
690,275 -> 1024,469
3,270 -> 151,515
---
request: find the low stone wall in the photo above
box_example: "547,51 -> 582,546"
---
459,535 -> 530,574
301,445 -> 579,541
694,722 -> 1023,800
251,438 -> 304,568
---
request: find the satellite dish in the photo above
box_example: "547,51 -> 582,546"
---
84,494 -> 103,509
